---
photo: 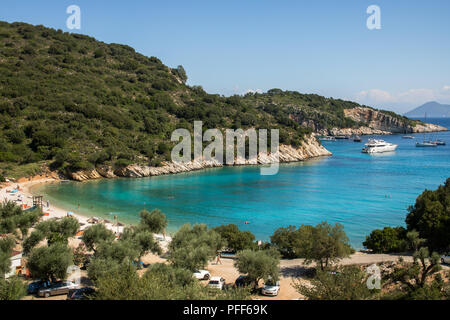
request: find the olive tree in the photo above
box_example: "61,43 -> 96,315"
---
139,209 -> 168,234
121,227 -> 162,259
0,201 -> 41,238
234,249 -> 280,288
36,217 -> 79,239
81,223 -> 115,252
298,222 -> 352,270
169,224 -> 225,271
0,276 -> 27,300
0,237 -> 15,277
390,247 -> 442,290
27,243 -> 73,281
23,217 -> 80,253
213,224 -> 255,252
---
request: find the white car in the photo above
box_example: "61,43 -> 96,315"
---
441,255 -> 450,264
261,280 -> 280,296
193,270 -> 211,280
208,277 -> 225,290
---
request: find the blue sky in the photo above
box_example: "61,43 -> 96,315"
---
1,0 -> 450,113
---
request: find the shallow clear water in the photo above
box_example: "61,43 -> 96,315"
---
33,118 -> 450,249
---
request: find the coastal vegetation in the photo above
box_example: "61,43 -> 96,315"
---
93,262 -> 250,300
405,178 -> 450,252
86,216 -> 250,299
26,242 -> 73,281
86,214 -> 163,281
213,224 -> 256,252
168,224 -> 224,271
383,247 -> 445,300
0,276 -> 26,300
0,201 -> 41,238
0,21 -> 418,180
81,223 -> 115,252
359,178 -> 450,300
234,249 -> 281,289
138,209 -> 168,234
1,179 -> 449,300
0,236 -> 15,277
364,178 -> 450,253
23,216 -> 79,254
270,222 -> 353,269
363,227 -> 408,254
293,266 -> 376,300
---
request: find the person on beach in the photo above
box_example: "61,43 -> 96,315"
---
216,253 -> 222,265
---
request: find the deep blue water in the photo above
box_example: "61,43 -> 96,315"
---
33,118 -> 450,249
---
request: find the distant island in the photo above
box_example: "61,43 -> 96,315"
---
404,101 -> 450,118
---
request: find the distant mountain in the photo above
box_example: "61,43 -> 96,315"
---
404,101 -> 450,118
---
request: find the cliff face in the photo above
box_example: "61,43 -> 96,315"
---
317,107 -> 447,136
68,134 -> 331,181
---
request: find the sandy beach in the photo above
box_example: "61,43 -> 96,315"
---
0,176 -> 171,251
1,177 -> 116,232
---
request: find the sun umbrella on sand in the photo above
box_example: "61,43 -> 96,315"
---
87,217 -> 99,224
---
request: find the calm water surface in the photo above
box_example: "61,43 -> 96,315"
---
33,118 -> 450,248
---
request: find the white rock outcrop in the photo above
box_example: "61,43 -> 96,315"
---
68,134 -> 331,181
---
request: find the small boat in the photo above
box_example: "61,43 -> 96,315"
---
428,140 -> 446,146
402,136 -> 415,139
335,135 -> 349,140
319,136 -> 336,141
353,136 -> 362,142
416,142 -> 437,147
415,112 -> 439,148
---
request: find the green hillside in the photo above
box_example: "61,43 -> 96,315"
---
0,21 -> 412,179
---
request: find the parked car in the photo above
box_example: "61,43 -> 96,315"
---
208,277 -> 225,290
27,280 -> 51,294
67,287 -> 96,300
441,254 -> 450,264
193,269 -> 211,280
261,279 -> 280,296
38,281 -> 79,298
234,275 -> 252,288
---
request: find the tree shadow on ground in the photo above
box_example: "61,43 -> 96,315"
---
281,265 -> 315,278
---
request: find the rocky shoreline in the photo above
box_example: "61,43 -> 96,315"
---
316,111 -> 447,137
68,134 -> 332,182
317,121 -> 447,137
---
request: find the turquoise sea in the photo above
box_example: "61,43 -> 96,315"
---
33,118 -> 450,249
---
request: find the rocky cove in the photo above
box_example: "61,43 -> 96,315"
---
67,134 -> 332,181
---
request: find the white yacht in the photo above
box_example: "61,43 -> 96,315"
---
362,139 -> 398,154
